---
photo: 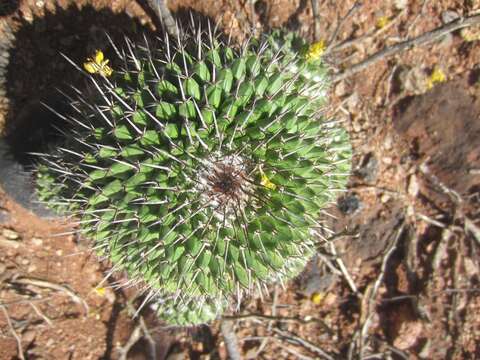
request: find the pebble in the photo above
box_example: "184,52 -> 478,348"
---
46,338 -> 55,347
403,66 -> 428,94
381,193 -> 391,203
394,0 -> 408,10
2,228 -> 19,240
0,262 -> 6,274
383,135 -> 393,150
32,237 -> 43,246
334,82 -> 348,97
337,193 -> 361,214
22,330 -> 36,343
0,210 -> 10,224
346,92 -> 360,111
355,153 -> 378,182
352,120 -> 362,133
383,156 -> 393,165
441,10 -> 460,24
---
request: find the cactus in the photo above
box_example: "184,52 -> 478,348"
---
152,294 -> 226,326
35,26 -> 351,325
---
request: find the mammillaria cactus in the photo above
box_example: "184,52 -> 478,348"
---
35,25 -> 351,325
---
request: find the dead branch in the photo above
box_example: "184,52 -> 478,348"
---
223,312 -> 333,334
221,319 -> 242,360
123,294 -> 157,360
146,0 -> 179,38
11,277 -> 89,315
28,302 -> 53,327
118,324 -> 143,360
310,0 -> 322,42
332,13 -> 480,83
357,222 -> 405,357
328,241 -> 359,295
248,286 -> 278,358
325,1 -> 362,52
273,328 -> 337,360
0,305 -> 25,360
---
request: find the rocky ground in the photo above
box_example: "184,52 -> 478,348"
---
0,0 -> 479,359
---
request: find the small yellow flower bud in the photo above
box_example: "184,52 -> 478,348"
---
426,67 -> 446,89
376,16 -> 390,29
311,292 -> 325,305
94,287 -> 106,296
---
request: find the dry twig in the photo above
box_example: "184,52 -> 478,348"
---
221,319 -> 242,360
11,277 -> 89,315
325,1 -> 362,52
0,305 -> 25,360
332,13 -> 480,82
328,241 -> 359,295
248,286 -> 278,358
146,0 -> 179,38
310,0 -> 321,42
357,222 -> 405,358
273,328 -> 337,360
118,324 -> 143,360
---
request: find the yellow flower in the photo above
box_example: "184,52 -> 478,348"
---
311,292 -> 325,305
259,167 -> 276,190
84,50 -> 113,77
461,28 -> 480,42
376,16 -> 390,29
426,67 -> 446,89
305,40 -> 326,62
94,287 -> 106,296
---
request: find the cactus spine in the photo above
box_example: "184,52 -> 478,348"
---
36,26 -> 351,325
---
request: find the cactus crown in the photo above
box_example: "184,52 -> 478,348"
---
36,24 -> 351,325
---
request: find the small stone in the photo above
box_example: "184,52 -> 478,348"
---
383,156 -> 392,165
346,92 -> 360,111
56,249 -> 63,256
403,67 -> 428,94
46,338 -> 55,347
21,258 -> 30,265
337,193 -> 361,214
27,264 -> 37,273
383,135 -> 393,150
32,238 -> 43,246
0,210 -> 10,224
441,10 -> 460,24
355,153 -> 378,182
463,258 -> 478,278
22,330 -> 36,343
381,193 -> 391,203
2,229 -> 19,240
393,321 -> 424,350
334,82 -> 348,97
0,263 -> 6,274
394,0 -> 408,10
352,120 -> 362,133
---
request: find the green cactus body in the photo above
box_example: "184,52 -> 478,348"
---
36,28 -> 351,324
153,295 -> 226,326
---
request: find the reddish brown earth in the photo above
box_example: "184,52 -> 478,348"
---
1,0 -> 479,359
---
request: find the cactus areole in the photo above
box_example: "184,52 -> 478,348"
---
36,28 -> 352,324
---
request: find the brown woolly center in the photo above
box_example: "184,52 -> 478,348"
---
207,164 -> 246,207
